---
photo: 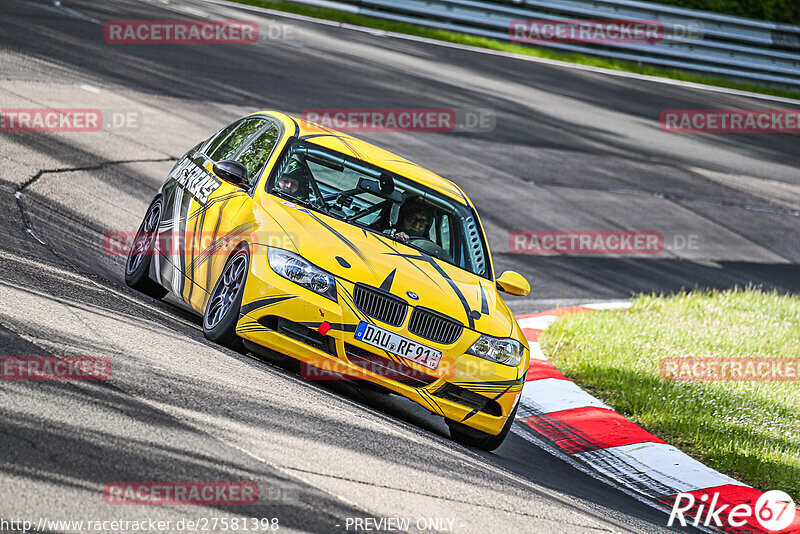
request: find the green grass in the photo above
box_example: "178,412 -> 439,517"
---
539,289 -> 800,501
237,0 -> 800,100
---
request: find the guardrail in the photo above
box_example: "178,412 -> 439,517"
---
288,0 -> 800,86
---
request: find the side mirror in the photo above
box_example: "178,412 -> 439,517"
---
496,271 -> 530,296
213,160 -> 248,187
357,177 -> 402,201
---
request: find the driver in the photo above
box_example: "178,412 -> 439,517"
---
388,196 -> 434,244
274,158 -> 310,200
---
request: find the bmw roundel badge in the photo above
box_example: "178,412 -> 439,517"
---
406,291 -> 419,300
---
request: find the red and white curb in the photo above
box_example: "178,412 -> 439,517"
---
513,303 -> 800,534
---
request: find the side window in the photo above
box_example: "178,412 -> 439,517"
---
236,124 -> 280,185
204,120 -> 241,158
209,118 -> 268,162
439,214 -> 452,256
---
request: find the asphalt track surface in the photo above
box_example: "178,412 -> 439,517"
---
0,0 -> 798,532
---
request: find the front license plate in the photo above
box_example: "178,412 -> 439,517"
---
354,322 -> 442,370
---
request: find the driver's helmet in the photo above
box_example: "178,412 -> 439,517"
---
397,196 -> 434,237
275,157 -> 310,199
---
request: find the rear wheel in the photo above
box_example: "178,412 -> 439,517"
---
203,246 -> 249,350
447,401 -> 518,452
125,196 -> 168,299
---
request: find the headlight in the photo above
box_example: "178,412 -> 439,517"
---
466,335 -> 524,366
268,248 -> 337,302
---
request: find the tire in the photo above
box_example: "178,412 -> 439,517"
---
203,245 -> 249,351
447,401 -> 518,452
125,196 -> 168,299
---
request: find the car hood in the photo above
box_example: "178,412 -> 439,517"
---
259,197 -> 516,338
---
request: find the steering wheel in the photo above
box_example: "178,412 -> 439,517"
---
407,236 -> 451,262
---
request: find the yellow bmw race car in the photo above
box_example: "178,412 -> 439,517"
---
125,111 -> 531,450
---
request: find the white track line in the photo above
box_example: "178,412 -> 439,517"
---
520,378 -> 613,414
529,343 -> 548,361
574,443 -> 748,496
517,315 -> 560,331
583,302 -> 634,311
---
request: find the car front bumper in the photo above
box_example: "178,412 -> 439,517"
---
236,248 -> 526,436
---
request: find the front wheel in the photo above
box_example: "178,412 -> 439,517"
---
125,196 -> 168,299
447,401 -> 518,452
203,246 -> 249,350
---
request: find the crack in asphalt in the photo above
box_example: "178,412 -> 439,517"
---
14,158 -> 177,245
9,158 -> 217,339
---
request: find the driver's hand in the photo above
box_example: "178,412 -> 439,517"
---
391,231 -> 410,243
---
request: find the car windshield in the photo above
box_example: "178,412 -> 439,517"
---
266,140 -> 490,279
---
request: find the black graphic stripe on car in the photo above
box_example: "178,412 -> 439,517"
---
460,385 -> 511,423
240,295 -> 297,316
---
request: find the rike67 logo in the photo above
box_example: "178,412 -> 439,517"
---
669,490 -> 797,531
